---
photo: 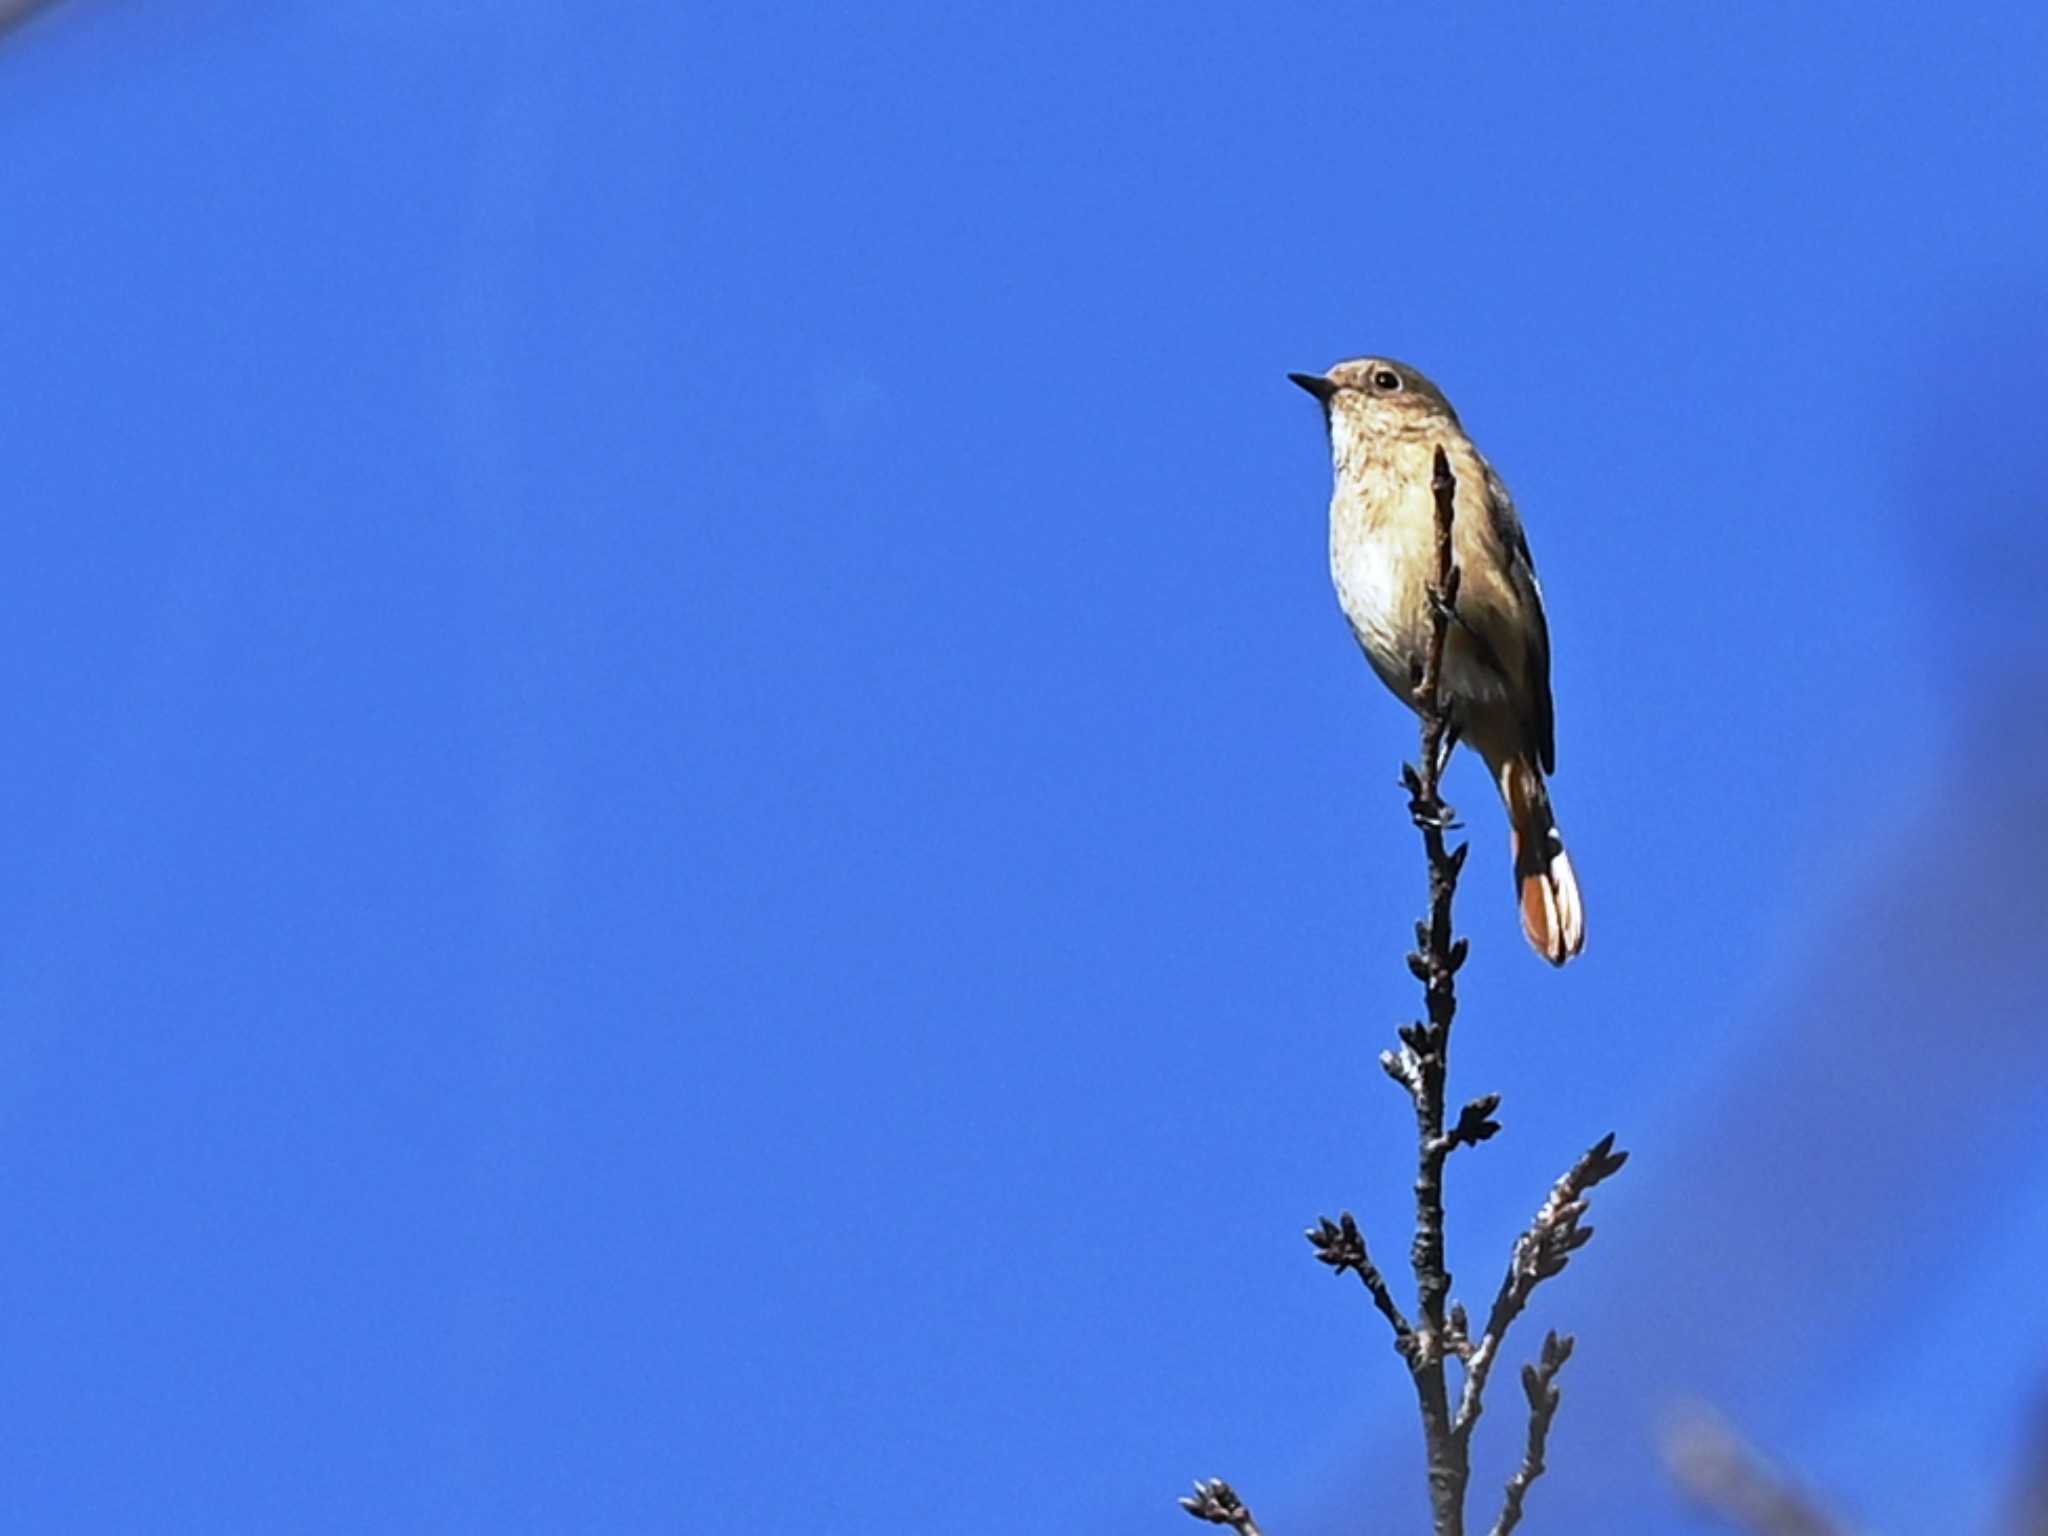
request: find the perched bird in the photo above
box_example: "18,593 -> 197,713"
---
1289,357 -> 1584,965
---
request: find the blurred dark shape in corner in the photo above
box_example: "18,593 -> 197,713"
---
1503,297 -> 2048,1529
1664,1403 -> 1853,1536
1668,1380 -> 2048,1536
2005,1389 -> 2048,1536
0,0 -> 62,42
1900,289 -> 2048,681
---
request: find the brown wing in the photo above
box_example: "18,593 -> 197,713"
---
1482,459 -> 1556,775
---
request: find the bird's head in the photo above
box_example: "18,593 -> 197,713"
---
1288,357 -> 1460,460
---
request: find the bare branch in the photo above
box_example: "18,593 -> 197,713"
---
1487,1330 -> 1574,1536
1180,1478 -> 1264,1536
1454,1132 -> 1627,1440
1443,1093 -> 1503,1155
1390,445 -> 1474,1533
1307,1211 -> 1413,1345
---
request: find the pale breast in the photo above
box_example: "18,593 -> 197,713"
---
1329,464 -> 1433,702
1328,438 -> 1515,715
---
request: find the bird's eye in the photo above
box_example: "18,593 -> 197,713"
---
1373,369 -> 1402,392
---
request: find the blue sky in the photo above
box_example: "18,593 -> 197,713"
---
2,2 -> 2045,1531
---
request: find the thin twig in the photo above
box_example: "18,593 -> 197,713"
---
1386,446 -> 1473,1534
1180,1479 -> 1264,1536
1487,1330 -> 1574,1535
1453,1134 -> 1628,1441
1307,1211 -> 1414,1346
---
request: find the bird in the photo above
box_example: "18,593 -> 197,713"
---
1289,357 -> 1584,965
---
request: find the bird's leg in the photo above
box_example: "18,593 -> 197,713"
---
1403,659 -> 1462,787
1435,720 -> 1461,784
1426,573 -> 1490,660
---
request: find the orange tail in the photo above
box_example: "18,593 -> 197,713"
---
1498,756 -> 1585,967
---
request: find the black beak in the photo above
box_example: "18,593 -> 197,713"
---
1288,371 -> 1337,404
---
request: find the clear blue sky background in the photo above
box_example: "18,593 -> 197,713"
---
2,2 -> 2045,1532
